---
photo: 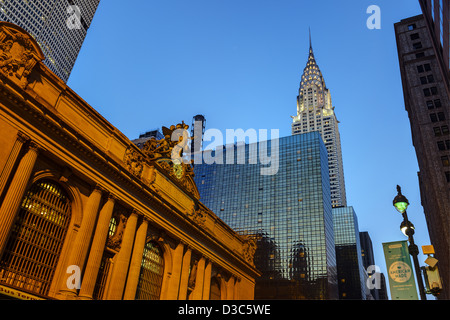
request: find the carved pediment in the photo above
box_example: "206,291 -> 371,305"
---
0,22 -> 45,87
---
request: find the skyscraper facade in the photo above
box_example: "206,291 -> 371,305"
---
0,0 -> 100,82
291,40 -> 347,208
194,132 -> 339,300
292,41 -> 347,207
395,14 -> 450,300
419,0 -> 450,75
332,206 -> 367,300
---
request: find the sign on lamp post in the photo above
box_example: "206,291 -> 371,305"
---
383,240 -> 419,300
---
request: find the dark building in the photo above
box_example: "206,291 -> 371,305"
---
395,13 -> 450,299
191,115 -> 206,155
131,129 -> 164,149
332,207 -> 367,299
359,231 -> 389,300
194,132 -> 339,300
377,273 -> 389,300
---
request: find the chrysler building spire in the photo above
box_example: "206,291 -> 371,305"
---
292,36 -> 347,208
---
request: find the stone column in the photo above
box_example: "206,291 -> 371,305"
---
58,185 -> 103,298
165,242 -> 184,300
191,257 -> 206,300
105,210 -> 138,300
233,277 -> 240,300
78,194 -> 116,300
123,217 -> 149,300
0,131 -> 29,196
0,141 -> 39,257
202,260 -> 212,300
178,247 -> 192,300
226,276 -> 235,300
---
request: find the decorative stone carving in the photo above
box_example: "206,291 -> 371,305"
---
242,237 -> 257,266
0,22 -> 44,88
124,147 -> 144,179
187,205 -> 207,227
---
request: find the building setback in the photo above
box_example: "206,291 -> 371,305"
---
395,13 -> 450,300
0,0 -> 100,82
0,22 -> 259,301
194,132 -> 339,300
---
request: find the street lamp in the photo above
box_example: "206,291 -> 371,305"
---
393,185 -> 427,300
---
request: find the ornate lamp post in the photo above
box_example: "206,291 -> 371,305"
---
393,185 -> 427,300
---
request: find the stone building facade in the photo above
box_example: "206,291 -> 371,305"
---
395,15 -> 450,300
0,22 -> 259,300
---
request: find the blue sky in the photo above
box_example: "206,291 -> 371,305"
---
68,0 -> 430,299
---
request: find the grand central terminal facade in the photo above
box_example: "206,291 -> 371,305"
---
0,22 -> 259,300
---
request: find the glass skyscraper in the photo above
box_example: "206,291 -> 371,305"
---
0,0 -> 100,82
332,206 -> 367,299
194,132 -> 338,300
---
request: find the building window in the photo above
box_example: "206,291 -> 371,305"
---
442,156 -> 450,167
433,127 -> 442,136
408,23 -> 416,30
434,99 -> 442,108
135,241 -> 164,300
431,87 -> 438,95
437,140 -> 450,150
413,42 -> 423,49
0,180 -> 71,296
416,52 -> 425,58
410,33 -> 420,40
445,171 -> 450,183
438,112 -> 446,121
430,113 -> 438,122
108,216 -> 118,236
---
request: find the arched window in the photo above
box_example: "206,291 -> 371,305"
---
0,180 -> 71,295
210,277 -> 221,300
135,241 -> 164,300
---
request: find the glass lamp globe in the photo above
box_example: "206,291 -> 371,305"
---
400,220 -> 415,237
393,186 -> 409,214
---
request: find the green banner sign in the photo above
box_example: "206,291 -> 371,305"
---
383,240 -> 418,300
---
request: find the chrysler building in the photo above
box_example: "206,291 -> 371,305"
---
292,37 -> 347,207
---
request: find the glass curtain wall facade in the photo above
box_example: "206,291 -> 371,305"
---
0,0 -> 100,82
194,132 -> 338,300
332,206 -> 367,300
